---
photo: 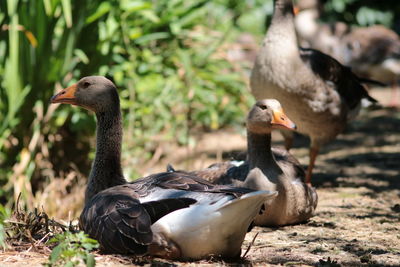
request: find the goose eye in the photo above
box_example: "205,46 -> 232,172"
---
83,82 -> 91,88
259,105 -> 267,110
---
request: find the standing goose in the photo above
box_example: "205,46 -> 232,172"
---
181,99 -> 317,226
250,0 -> 377,184
50,76 -> 277,260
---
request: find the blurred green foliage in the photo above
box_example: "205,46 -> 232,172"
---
0,204 -> 11,248
0,0 -> 398,212
322,0 -> 400,27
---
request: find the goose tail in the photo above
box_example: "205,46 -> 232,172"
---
217,190 -> 278,219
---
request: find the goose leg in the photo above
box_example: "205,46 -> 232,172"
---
306,146 -> 319,185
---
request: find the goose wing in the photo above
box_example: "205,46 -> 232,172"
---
189,162 -> 235,182
299,47 -> 377,109
191,162 -> 250,184
272,147 -> 306,181
166,162 -> 250,185
133,171 -> 254,197
80,185 -> 196,254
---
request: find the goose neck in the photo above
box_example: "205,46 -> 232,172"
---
266,0 -> 297,47
85,104 -> 126,204
247,131 -> 281,176
273,0 -> 295,18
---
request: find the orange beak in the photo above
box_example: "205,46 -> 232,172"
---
51,84 -> 78,105
293,6 -> 300,15
271,109 -> 297,130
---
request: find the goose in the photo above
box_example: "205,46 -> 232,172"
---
340,26 -> 400,89
295,0 -> 400,82
294,0 -> 399,105
50,76 -> 277,260
175,99 -> 317,226
250,0 -> 378,185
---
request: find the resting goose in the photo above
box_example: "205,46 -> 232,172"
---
250,0 -> 377,184
180,100 -> 317,226
50,76 -> 277,260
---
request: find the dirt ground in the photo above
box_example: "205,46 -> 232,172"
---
1,87 -> 399,266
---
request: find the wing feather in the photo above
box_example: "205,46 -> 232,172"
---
80,185 -> 195,255
299,47 -> 377,109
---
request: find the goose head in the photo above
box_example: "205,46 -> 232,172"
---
247,99 -> 296,134
51,76 -> 119,113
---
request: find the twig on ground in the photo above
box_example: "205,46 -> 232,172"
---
242,232 -> 259,258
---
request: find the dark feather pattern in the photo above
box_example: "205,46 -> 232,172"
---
132,171 -> 255,197
142,198 -> 197,224
80,184 -> 196,254
299,47 -> 378,109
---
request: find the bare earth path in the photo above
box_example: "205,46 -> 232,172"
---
1,88 -> 399,266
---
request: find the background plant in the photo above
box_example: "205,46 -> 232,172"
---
45,231 -> 99,267
0,204 -> 11,249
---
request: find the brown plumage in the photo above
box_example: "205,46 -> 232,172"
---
341,25 -> 400,84
295,0 -> 400,85
299,47 -> 377,109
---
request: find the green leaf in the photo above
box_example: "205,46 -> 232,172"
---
50,244 -> 63,263
43,0 -> 52,16
85,254 -> 96,267
120,1 -> 152,12
139,10 -> 160,23
134,32 -> 170,44
74,49 -> 89,64
86,2 -> 111,24
61,0 -> 72,27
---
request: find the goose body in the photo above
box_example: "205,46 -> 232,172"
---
182,100 -> 318,226
148,187 -> 272,259
51,76 -> 277,260
250,0 -> 377,184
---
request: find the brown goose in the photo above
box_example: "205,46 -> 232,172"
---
250,0 -> 377,185
179,99 -> 317,226
294,0 -> 399,105
341,25 -> 400,87
295,0 -> 400,84
50,76 -> 277,260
